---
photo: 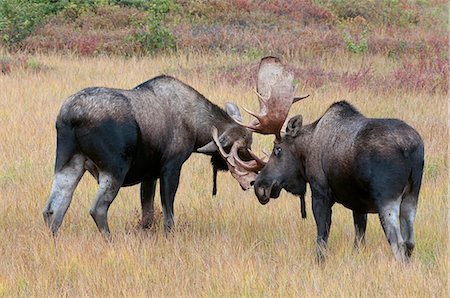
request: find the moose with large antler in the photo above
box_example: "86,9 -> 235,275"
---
232,56 -> 424,262
43,75 -> 265,236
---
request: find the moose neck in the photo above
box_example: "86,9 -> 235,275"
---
193,100 -> 235,150
291,122 -> 317,181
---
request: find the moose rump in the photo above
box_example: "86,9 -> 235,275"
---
44,88 -> 143,236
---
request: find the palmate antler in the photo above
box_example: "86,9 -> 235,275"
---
236,56 -> 308,139
209,56 -> 307,190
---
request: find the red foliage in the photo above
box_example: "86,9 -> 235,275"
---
292,64 -> 338,89
341,64 -> 373,92
232,0 -> 252,12
388,53 -> 449,94
215,62 -> 258,88
22,6 -> 145,56
72,35 -> 99,56
258,0 -> 334,23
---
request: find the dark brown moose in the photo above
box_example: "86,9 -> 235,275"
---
43,75 -> 260,236
237,56 -> 424,262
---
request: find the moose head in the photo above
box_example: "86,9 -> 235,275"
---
202,56 -> 308,196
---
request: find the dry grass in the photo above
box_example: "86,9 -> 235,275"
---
0,53 -> 447,297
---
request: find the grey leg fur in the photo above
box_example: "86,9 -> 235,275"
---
378,198 -> 407,262
400,193 -> 418,258
43,154 -> 86,235
89,172 -> 123,235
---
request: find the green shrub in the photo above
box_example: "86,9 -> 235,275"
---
339,16 -> 369,54
0,0 -> 49,48
25,57 -> 41,71
110,0 -> 149,9
0,0 -> 116,48
342,28 -> 368,54
315,0 -> 419,27
133,0 -> 177,55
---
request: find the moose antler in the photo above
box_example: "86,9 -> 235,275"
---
206,57 -> 308,191
210,126 -> 263,190
236,56 -> 308,139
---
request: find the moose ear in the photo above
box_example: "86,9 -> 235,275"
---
225,102 -> 242,122
286,115 -> 303,137
197,129 -> 231,155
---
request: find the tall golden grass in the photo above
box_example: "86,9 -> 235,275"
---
0,54 -> 447,296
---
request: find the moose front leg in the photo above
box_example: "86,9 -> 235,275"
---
160,159 -> 185,234
300,194 -> 307,219
353,211 -> 367,249
212,166 -> 218,196
140,178 -> 157,229
311,188 -> 333,263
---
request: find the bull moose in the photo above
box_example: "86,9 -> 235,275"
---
224,57 -> 424,262
43,75 -> 265,236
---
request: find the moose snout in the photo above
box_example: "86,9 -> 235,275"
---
254,180 -> 279,205
255,186 -> 270,205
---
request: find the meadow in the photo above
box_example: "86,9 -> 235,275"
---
0,52 -> 447,296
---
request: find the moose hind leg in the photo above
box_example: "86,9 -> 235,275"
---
89,171 -> 125,235
353,211 -> 367,249
378,198 -> 407,262
400,192 -> 418,258
140,178 -> 157,229
43,154 -> 86,235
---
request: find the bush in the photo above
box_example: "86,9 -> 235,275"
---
387,53 -> 449,94
0,56 -> 13,74
0,0 -> 50,48
110,0 -> 149,9
0,0 -> 121,49
340,16 -> 369,54
315,0 -> 419,27
133,0 -> 177,54
0,54 -> 45,74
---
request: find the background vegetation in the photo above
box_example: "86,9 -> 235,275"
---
0,0 -> 447,296
0,0 -> 447,93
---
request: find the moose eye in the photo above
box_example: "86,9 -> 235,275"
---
274,147 -> 282,157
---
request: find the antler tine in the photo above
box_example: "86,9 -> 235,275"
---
253,88 -> 271,103
211,126 -> 229,159
230,115 -> 259,132
213,135 -> 258,190
293,94 -> 310,103
242,107 -> 264,123
230,145 -> 264,172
